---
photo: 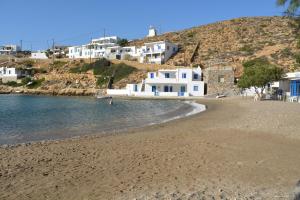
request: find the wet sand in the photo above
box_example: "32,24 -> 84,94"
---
1,98 -> 300,199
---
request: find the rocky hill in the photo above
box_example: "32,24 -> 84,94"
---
130,16 -> 299,76
1,16 -> 299,95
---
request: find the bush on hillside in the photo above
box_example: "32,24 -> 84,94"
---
22,60 -> 35,68
239,45 -> 254,55
96,63 -> 136,88
242,57 -> 269,68
26,78 -> 45,89
294,53 -> 300,64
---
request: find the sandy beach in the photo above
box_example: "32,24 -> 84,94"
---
1,98 -> 300,199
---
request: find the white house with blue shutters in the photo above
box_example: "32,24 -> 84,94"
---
107,67 -> 205,97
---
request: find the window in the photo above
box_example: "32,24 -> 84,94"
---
193,85 -> 199,91
193,73 -> 199,80
157,45 -> 161,50
218,75 -> 225,83
182,73 -> 187,79
134,85 -> 138,92
165,73 -> 170,78
150,73 -> 154,79
173,47 -> 176,52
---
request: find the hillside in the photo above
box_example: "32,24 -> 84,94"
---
130,16 -> 299,76
1,16 -> 299,95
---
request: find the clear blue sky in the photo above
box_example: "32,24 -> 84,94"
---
0,0 -> 285,50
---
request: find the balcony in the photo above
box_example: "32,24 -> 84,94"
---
143,49 -> 164,54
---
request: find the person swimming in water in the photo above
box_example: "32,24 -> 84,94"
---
109,97 -> 113,105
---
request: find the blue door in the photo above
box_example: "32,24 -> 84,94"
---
152,85 -> 157,92
180,86 -> 186,92
179,86 -> 186,96
291,80 -> 300,96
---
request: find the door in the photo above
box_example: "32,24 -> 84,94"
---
180,86 -> 186,93
164,86 -> 169,92
152,85 -> 157,92
179,86 -> 186,96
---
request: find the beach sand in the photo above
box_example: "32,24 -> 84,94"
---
1,98 -> 300,199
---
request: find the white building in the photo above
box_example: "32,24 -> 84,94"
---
147,26 -> 157,37
0,67 -> 26,83
0,45 -> 21,55
105,46 -> 139,60
31,52 -> 48,59
271,71 -> 300,98
68,36 -> 120,59
107,67 -> 204,97
139,41 -> 178,64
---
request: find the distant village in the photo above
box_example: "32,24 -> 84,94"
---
1,26 -> 300,101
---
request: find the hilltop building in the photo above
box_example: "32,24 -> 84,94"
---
107,67 -> 204,97
0,45 -> 21,55
67,35 -> 178,65
68,36 -> 120,59
147,26 -> 157,37
30,51 -> 48,59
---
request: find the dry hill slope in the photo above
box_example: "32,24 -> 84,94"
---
130,16 -> 299,76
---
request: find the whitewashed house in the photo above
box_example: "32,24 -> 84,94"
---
31,51 -> 48,59
139,41 -> 178,64
107,67 -> 204,97
0,67 -> 26,83
105,46 -> 139,60
68,36 -> 120,59
0,45 -> 21,55
67,33 -> 178,65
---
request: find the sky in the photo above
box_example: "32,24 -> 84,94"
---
0,0 -> 286,50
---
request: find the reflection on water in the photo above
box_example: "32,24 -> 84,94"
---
0,95 -> 193,145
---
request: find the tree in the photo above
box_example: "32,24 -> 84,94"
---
277,0 -> 300,16
117,38 -> 129,47
238,58 -> 284,96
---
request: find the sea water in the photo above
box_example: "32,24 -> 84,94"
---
0,95 -> 203,145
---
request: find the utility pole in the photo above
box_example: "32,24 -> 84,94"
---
52,39 -> 55,63
20,40 -> 22,52
103,28 -> 106,38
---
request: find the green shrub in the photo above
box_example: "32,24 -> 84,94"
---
21,77 -> 32,85
239,45 -> 254,55
95,63 -> 136,87
294,53 -> 300,64
22,60 -> 35,67
297,38 -> 300,49
281,48 -> 293,58
50,61 -> 67,68
5,81 -> 21,87
33,68 -> 48,74
69,66 -> 82,73
243,57 -> 269,68
117,38 -> 129,47
27,78 -> 45,89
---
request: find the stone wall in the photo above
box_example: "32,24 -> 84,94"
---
204,66 -> 235,95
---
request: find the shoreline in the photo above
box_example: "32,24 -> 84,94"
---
1,98 -> 300,199
0,96 -> 206,147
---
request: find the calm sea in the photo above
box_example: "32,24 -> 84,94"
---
0,95 -> 196,145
